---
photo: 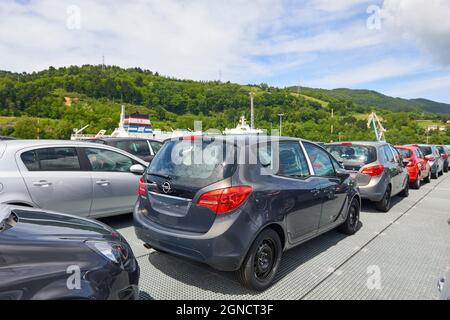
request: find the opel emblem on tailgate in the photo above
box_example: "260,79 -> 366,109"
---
162,181 -> 172,194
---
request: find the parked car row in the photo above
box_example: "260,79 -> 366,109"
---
1,136 -> 449,297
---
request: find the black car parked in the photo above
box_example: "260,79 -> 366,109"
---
90,138 -> 163,163
134,135 -> 360,291
0,205 -> 140,300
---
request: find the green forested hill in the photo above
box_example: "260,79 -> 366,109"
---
293,87 -> 450,114
1,65 -> 449,144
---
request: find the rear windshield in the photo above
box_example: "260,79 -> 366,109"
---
396,148 -> 412,159
147,139 -> 236,188
419,146 -> 432,156
325,144 -> 377,165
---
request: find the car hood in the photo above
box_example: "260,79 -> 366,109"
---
1,206 -> 119,242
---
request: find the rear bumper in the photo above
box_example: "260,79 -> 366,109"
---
133,201 -> 254,272
358,177 -> 388,202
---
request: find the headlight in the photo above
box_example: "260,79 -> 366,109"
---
85,241 -> 129,266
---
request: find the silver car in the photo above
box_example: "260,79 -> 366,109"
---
0,140 -> 147,218
325,141 -> 409,212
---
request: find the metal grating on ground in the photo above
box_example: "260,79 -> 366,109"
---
104,175 -> 450,300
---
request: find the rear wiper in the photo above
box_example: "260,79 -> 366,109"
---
147,172 -> 171,180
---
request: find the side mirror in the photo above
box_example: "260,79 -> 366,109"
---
402,159 -> 409,167
130,164 -> 145,175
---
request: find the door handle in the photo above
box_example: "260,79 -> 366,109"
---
33,180 -> 52,187
95,180 -> 111,186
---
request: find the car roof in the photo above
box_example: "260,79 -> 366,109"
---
1,139 -> 101,148
98,137 -> 161,142
325,141 -> 387,147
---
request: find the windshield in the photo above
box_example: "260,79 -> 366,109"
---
325,144 -> 377,165
396,148 -> 412,159
147,138 -> 236,188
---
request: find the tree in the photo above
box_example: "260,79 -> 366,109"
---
13,117 -> 38,139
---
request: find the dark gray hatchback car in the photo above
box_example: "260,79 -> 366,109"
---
134,135 -> 360,291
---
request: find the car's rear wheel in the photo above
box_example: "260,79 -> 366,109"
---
424,170 -> 431,183
411,172 -> 421,189
375,185 -> 391,212
432,170 -> 439,179
338,198 -> 360,235
444,162 -> 449,173
400,179 -> 409,197
238,229 -> 282,291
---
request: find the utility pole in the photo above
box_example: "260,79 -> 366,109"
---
102,54 -> 105,70
330,108 -> 334,142
278,113 -> 284,136
250,92 -> 255,130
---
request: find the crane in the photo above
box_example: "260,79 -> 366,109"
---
367,112 -> 386,142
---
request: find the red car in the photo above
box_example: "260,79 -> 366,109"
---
395,145 -> 432,189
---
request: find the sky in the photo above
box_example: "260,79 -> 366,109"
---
1,0 -> 450,103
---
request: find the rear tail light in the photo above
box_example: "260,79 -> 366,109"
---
138,176 -> 148,197
197,186 -> 253,215
341,142 -> 353,146
360,164 -> 384,177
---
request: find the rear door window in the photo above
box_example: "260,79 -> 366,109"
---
21,147 -> 81,171
383,146 -> 395,163
84,148 -> 135,172
259,142 -> 310,178
147,138 -> 236,188
304,142 -> 335,177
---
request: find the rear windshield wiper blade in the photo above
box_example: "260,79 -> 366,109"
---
147,172 -> 171,180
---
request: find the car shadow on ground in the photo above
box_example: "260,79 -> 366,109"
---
360,196 -> 403,213
144,221 -> 363,296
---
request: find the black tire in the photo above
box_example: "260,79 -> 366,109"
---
444,162 -> 449,173
432,170 -> 439,179
400,179 -> 409,197
375,185 -> 391,212
237,229 -> 282,291
411,173 -> 421,190
424,171 -> 431,183
338,198 -> 360,235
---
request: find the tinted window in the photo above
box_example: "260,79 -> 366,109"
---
114,140 -> 150,158
390,146 -> 401,163
21,150 -> 40,171
85,148 -> 134,172
21,148 -> 81,171
304,142 -> 335,177
419,146 -> 432,156
259,142 -> 310,178
149,141 -> 163,154
415,149 -> 423,159
148,139 -> 236,188
383,146 -> 395,163
437,146 -> 446,154
396,148 -> 412,159
325,144 -> 377,165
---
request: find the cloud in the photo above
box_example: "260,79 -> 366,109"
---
306,58 -> 423,88
384,74 -> 450,99
381,0 -> 450,66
